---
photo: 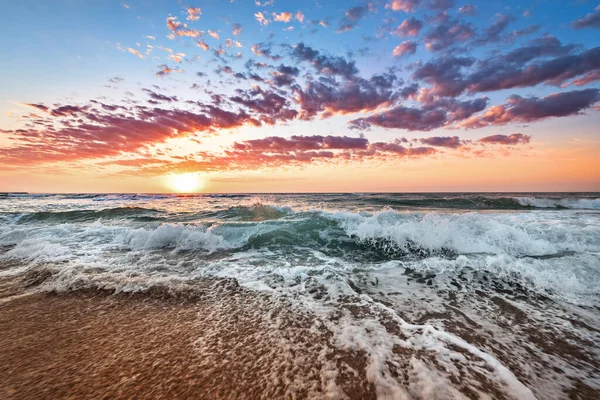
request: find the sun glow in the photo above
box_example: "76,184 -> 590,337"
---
168,173 -> 204,193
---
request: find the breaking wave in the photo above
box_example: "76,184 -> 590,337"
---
1,204 -> 598,305
515,196 -> 600,209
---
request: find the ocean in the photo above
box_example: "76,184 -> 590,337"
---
1,192 -> 599,399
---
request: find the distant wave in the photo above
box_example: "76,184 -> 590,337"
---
13,207 -> 162,223
514,197 -> 600,210
3,193 -> 600,210
350,195 -> 600,210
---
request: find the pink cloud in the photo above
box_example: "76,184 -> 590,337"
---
394,18 -> 423,36
273,12 -> 293,23
385,0 -> 419,12
392,41 -> 417,57
127,47 -> 145,59
255,12 -> 270,26
186,7 -> 201,21
166,17 -> 200,38
197,40 -> 210,51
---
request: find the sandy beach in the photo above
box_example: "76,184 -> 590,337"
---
0,277 -> 382,400
1,274 -> 599,399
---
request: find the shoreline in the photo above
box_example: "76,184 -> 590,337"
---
0,282 -> 378,400
1,274 -> 599,399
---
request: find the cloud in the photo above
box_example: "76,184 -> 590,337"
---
466,46 -> 600,93
269,64 -> 300,87
500,36 -> 576,64
460,89 -> 600,128
420,136 -> 463,148
251,43 -> 270,57
392,41 -> 417,57
337,6 -> 370,32
1,93 -> 534,172
569,70 -> 600,87
167,53 -> 186,63
385,0 -> 419,12
25,104 -> 50,112
108,76 -> 124,84
197,40 -> 210,51
156,65 -> 183,77
230,86 -> 298,124
273,12 -> 293,22
458,4 -> 476,16
186,7 -> 201,21
127,47 -> 145,59
427,0 -> 455,11
572,10 -> 600,30
232,135 -> 369,151
255,12 -> 270,26
423,18 -> 475,51
394,17 -> 423,36
0,100 -> 264,166
296,11 -> 305,23
412,38 -> 598,96
143,89 -> 178,102
166,17 -> 200,37
412,56 -> 475,97
50,105 -> 87,117
292,43 -> 358,79
510,24 -> 540,38
207,30 -> 219,39
350,97 -> 488,131
478,133 -> 530,145
211,135 -> 439,170
232,23 -> 242,35
346,6 -> 369,21
293,72 -> 401,119
476,13 -> 514,43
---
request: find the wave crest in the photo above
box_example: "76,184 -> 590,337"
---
515,197 -> 600,209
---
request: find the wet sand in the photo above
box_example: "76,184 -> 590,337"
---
1,291 -> 217,399
0,278 -> 378,400
1,276 -> 599,399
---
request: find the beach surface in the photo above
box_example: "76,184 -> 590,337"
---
1,277 -> 599,400
1,279 -> 382,400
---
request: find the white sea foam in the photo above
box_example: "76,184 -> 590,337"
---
327,209 -> 600,256
1,207 -> 599,303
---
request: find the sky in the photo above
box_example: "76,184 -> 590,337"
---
0,0 -> 599,193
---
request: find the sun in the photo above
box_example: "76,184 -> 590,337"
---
168,173 -> 204,193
